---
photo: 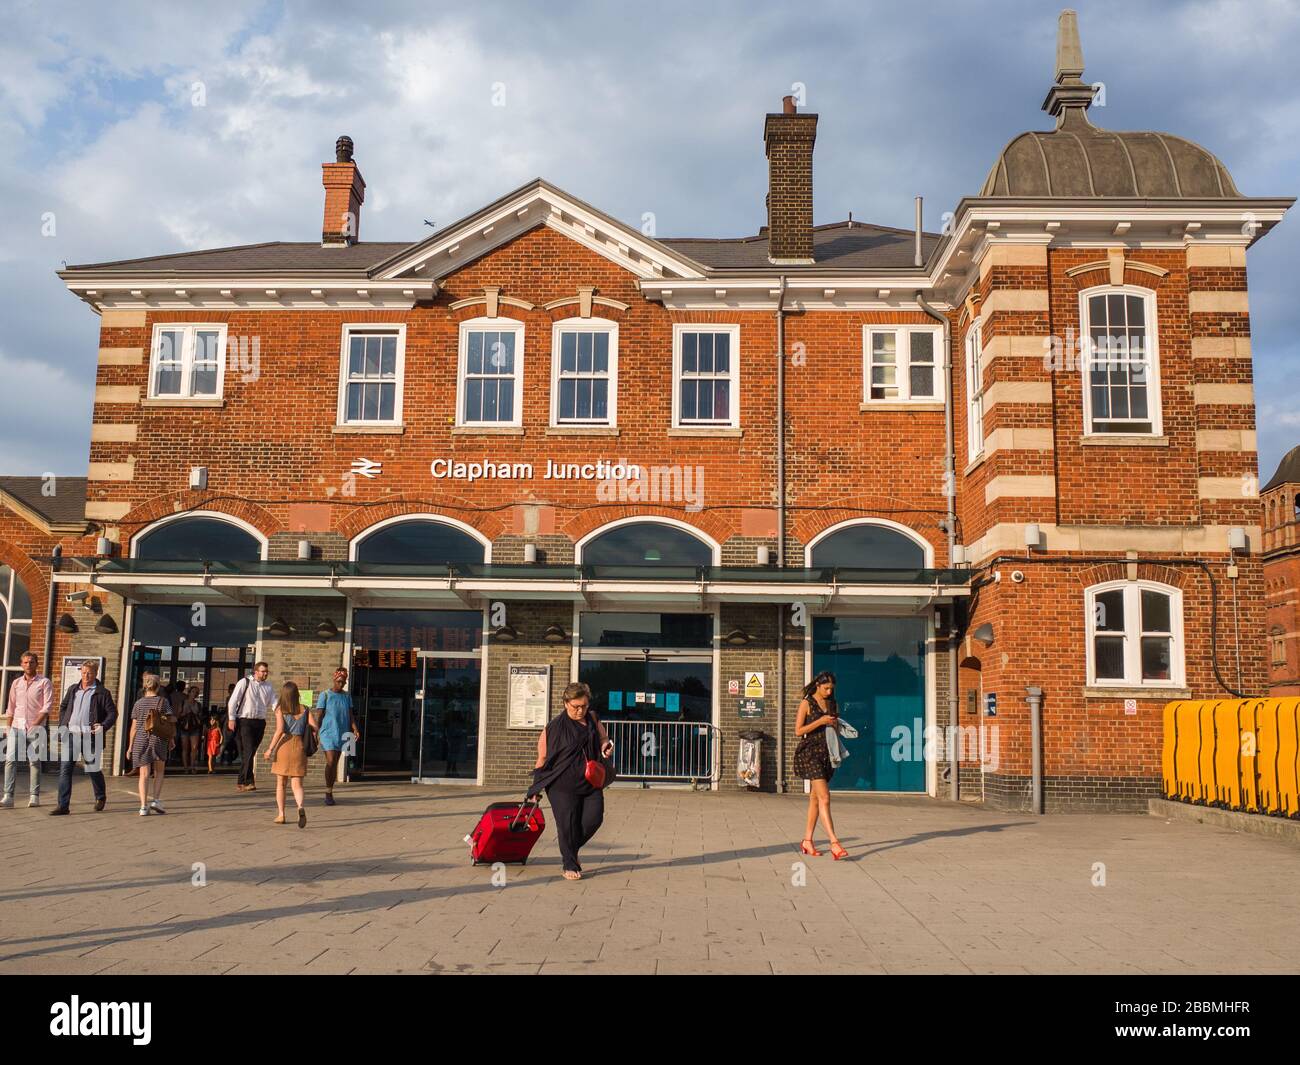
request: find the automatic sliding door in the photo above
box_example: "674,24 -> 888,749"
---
414,653 -> 481,782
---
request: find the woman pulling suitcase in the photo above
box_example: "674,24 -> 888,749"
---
530,682 -> 614,880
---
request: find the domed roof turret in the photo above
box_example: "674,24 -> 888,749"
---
980,10 -> 1241,199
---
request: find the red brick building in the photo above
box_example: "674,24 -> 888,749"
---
1263,446 -> 1300,695
3,12 -> 1289,810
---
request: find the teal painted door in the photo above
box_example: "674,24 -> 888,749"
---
811,616 -> 927,792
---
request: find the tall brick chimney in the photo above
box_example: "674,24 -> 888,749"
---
321,135 -> 365,246
763,96 -> 817,264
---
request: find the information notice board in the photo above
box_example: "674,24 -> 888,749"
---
507,664 -> 551,729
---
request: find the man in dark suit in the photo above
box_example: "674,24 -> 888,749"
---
51,660 -> 118,815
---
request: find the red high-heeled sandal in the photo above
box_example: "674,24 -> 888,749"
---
830,842 -> 849,860
799,839 -> 822,857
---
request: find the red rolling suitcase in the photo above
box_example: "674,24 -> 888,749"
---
466,796 -> 546,865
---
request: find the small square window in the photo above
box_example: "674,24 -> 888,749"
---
148,325 -> 228,400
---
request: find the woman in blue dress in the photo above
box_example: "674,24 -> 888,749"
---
314,667 -> 359,806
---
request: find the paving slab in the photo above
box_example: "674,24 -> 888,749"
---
2,776 -> 1298,974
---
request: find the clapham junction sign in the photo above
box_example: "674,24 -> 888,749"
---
429,457 -> 704,508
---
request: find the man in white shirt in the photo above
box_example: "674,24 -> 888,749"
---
2,651 -> 52,808
228,661 -> 274,792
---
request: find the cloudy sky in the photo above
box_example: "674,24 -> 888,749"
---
2,0 -> 1296,481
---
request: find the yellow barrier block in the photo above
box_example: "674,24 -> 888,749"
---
1162,698 -> 1300,818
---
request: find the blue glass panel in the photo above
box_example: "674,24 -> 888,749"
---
133,604 -> 258,646
136,518 -> 261,562
582,524 -> 712,567
812,616 -> 926,792
355,521 -> 485,566
809,524 -> 926,568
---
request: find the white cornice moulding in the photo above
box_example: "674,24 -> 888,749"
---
65,279 -> 436,312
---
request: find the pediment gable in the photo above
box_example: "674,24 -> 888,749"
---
373,179 -> 707,283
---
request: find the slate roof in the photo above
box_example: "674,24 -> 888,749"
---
63,241 -> 412,276
660,221 -> 942,271
61,218 -> 941,279
1264,445 -> 1300,493
0,476 -> 88,526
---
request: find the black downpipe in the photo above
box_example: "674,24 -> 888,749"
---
43,545 -> 61,670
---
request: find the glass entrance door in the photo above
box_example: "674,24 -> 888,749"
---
414,653 -> 481,781
350,608 -> 484,783
811,615 -> 927,792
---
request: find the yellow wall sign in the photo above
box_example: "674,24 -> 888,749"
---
744,672 -> 765,699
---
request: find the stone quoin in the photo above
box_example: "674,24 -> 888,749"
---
1,11 -> 1289,812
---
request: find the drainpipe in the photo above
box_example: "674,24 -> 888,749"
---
1025,686 -> 1043,814
915,289 -> 959,803
43,545 -> 61,672
775,274 -> 789,792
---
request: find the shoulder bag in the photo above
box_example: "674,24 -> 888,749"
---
145,695 -> 176,743
581,714 -> 616,789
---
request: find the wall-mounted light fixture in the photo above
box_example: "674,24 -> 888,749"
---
723,628 -> 753,646
57,613 -> 78,634
973,622 -> 994,647
523,543 -> 538,564
316,619 -> 339,639
267,617 -> 292,638
94,615 -> 118,635
492,624 -> 519,642
543,624 -> 568,643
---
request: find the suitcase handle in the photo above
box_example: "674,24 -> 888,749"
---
509,795 -> 542,832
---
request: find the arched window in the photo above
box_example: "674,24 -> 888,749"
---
353,519 -> 486,566
808,521 -> 928,569
0,563 -> 33,706
1086,580 -> 1183,687
1080,286 -> 1161,436
134,516 -> 263,562
580,521 -> 714,567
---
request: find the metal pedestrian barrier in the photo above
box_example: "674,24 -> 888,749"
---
1162,699 -> 1300,817
603,719 -> 721,786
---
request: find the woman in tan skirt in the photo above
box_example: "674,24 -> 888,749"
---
264,681 -> 316,828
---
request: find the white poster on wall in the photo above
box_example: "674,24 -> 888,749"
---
507,664 -> 551,730
60,655 -> 106,699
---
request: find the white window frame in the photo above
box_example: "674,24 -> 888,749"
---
147,323 -> 228,400
335,323 -> 407,427
862,325 -> 942,403
550,318 -> 619,427
965,319 -> 985,461
1079,285 -> 1162,437
457,317 -> 525,428
1085,580 -> 1185,688
672,324 -> 740,428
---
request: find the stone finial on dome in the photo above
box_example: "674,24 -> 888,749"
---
1042,9 -> 1099,124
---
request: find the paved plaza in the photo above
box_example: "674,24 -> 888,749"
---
1,774 -> 1298,975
